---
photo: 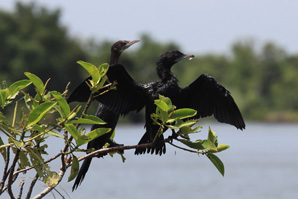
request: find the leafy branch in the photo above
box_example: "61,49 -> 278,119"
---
151,95 -> 230,176
0,60 -> 231,198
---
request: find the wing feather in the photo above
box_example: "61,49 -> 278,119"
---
67,64 -> 146,115
179,74 -> 245,129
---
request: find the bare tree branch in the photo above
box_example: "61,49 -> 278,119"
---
25,173 -> 39,199
32,152 -> 66,199
0,146 -> 10,194
7,146 -> 22,199
17,180 -> 25,199
13,151 -> 63,176
77,142 -> 153,162
32,141 -> 153,199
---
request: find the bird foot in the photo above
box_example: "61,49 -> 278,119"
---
167,129 -> 178,143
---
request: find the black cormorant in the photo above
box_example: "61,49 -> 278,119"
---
70,40 -> 140,191
134,51 -> 245,155
87,50 -> 245,155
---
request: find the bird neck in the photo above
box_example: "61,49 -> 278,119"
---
109,51 -> 121,65
156,64 -> 178,83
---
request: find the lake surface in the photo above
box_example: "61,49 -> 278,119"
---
1,122 -> 298,199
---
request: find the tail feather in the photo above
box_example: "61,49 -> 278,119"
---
134,132 -> 166,156
72,158 -> 92,191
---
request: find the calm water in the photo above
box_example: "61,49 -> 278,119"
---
1,122 -> 298,199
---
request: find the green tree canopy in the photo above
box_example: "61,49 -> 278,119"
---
1,2 -> 298,121
0,2 -> 87,91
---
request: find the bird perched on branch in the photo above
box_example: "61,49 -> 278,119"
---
86,50 -> 245,156
69,49 -> 245,189
134,51 -> 245,155
69,40 -> 140,191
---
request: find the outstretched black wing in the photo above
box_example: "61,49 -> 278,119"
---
94,64 -> 146,115
179,74 -> 245,130
67,64 -> 146,115
67,76 -> 92,103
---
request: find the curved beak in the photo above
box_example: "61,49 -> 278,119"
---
176,54 -> 195,62
183,54 -> 195,60
124,39 -> 140,49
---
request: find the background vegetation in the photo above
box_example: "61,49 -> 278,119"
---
1,2 -> 298,122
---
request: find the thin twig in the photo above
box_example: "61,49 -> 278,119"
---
25,173 -> 39,199
166,141 -> 199,153
13,151 -> 63,176
7,148 -> 21,199
77,142 -> 153,162
17,181 -> 25,199
32,141 -> 153,199
33,152 -> 66,199
1,167 -> 20,194
0,146 -> 10,194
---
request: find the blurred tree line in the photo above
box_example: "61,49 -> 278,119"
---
1,2 -> 298,122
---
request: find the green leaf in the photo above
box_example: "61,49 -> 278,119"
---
0,88 -> 9,108
68,112 -> 77,121
31,125 -> 46,132
207,153 -> 225,176
24,72 -> 45,95
166,119 -> 197,129
178,139 -> 217,151
86,128 -> 111,142
92,75 -> 109,93
178,124 -> 202,135
19,150 -> 31,168
77,61 -> 100,85
155,99 -> 168,112
0,111 -> 8,124
70,114 -> 106,125
27,102 -> 57,127
167,108 -> 197,123
159,95 -> 174,112
98,63 -> 109,76
27,147 -> 45,177
0,136 -> 6,160
8,79 -> 32,99
178,139 -> 205,150
83,114 -> 106,124
51,91 -> 70,118
208,127 -> 218,146
64,124 -> 80,142
217,144 -> 230,152
12,139 -> 25,149
76,135 -> 90,147
154,99 -> 169,122
68,155 -> 79,182
32,94 -> 41,109
45,171 -> 59,187
47,131 -> 64,138
69,118 -> 104,125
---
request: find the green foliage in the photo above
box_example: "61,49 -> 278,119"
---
0,62 -> 114,197
76,61 -> 110,93
0,57 -> 235,198
2,2 -> 298,121
151,95 -> 230,176
0,2 -> 87,92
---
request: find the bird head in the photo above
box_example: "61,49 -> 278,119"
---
156,50 -> 194,69
111,40 -> 140,53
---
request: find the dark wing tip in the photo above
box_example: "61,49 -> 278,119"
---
181,74 -> 246,130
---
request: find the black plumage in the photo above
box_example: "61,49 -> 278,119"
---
86,50 -> 245,155
135,51 -> 245,155
70,40 -> 140,191
70,49 -> 245,189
